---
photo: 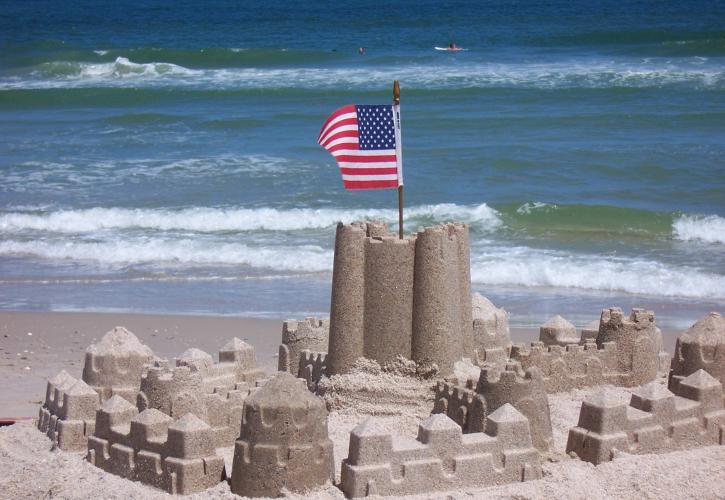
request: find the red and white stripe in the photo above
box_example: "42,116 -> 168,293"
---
317,104 -> 400,190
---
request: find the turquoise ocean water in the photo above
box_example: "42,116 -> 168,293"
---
1,0 -> 724,328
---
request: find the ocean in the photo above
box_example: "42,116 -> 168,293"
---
1,0 -> 724,329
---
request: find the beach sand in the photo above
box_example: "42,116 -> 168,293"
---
0,311 -> 281,417
1,310 -> 723,499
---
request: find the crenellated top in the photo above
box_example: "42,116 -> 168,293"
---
93,395 -> 216,460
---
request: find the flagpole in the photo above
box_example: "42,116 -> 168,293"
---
393,80 -> 403,239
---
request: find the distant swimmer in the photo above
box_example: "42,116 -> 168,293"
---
358,47 -> 365,55
434,42 -> 466,52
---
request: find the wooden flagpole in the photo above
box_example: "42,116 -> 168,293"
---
394,80 -> 403,239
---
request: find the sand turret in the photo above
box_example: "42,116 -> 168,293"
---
278,317 -> 329,374
669,312 -> 725,394
82,326 -> 155,403
539,315 -> 578,346
327,221 -> 473,376
231,372 -> 334,497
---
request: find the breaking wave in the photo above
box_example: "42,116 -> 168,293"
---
0,239 -> 333,272
470,246 -> 725,299
673,214 -> 725,244
1,56 -> 722,90
0,203 -> 503,233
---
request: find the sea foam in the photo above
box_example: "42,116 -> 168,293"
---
673,214 -> 725,244
0,203 -> 503,233
2,57 -> 722,90
470,245 -> 725,299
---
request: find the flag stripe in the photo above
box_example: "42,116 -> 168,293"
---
318,104 -> 400,191
318,106 -> 356,140
339,167 -> 398,175
343,179 -> 399,189
333,154 -> 397,163
337,161 -> 397,169
320,128 -> 359,147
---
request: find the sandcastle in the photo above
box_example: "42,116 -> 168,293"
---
539,315 -> 579,346
327,221 -> 473,376
231,372 -> 335,497
566,369 -> 725,464
509,307 -> 668,392
82,326 -> 156,403
669,312 -> 725,396
278,317 -> 329,374
39,328 -> 267,456
87,396 -> 225,494
37,371 -> 99,451
433,362 -> 553,452
340,406 -> 541,498
471,292 -> 511,365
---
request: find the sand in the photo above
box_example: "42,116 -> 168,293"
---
1,310 -> 723,499
0,311 -> 281,417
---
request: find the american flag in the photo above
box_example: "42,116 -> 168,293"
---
317,104 -> 402,190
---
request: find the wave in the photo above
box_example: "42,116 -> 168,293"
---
2,232 -> 722,300
470,245 -> 725,299
673,214 -> 725,244
0,203 -> 503,234
2,56 -> 722,90
500,202 -> 675,239
0,239 -> 333,272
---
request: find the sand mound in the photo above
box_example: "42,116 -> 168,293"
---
317,357 -> 436,418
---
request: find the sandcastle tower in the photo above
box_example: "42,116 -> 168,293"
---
669,312 -> 725,394
539,315 -> 578,346
82,326 -> 156,403
327,221 -> 473,376
278,317 -> 329,374
137,361 -> 208,421
231,372 -> 334,497
597,307 -> 660,384
471,293 -> 511,365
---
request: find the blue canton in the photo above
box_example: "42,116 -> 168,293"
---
356,105 -> 396,151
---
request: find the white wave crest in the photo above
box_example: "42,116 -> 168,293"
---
0,239 -> 332,272
77,56 -> 200,79
2,57 -> 722,90
0,203 -> 502,233
673,214 -> 725,244
470,246 -> 725,299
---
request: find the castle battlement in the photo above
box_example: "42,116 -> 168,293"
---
434,362 -> 553,452
298,349 -> 328,391
177,338 -> 265,394
87,395 -> 224,494
38,370 -> 99,452
566,369 -> 725,464
507,308 -> 665,393
340,406 -> 541,498
138,350 -> 262,449
328,220 -> 472,376
278,316 -> 329,375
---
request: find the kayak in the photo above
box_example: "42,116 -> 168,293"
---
434,46 -> 467,51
